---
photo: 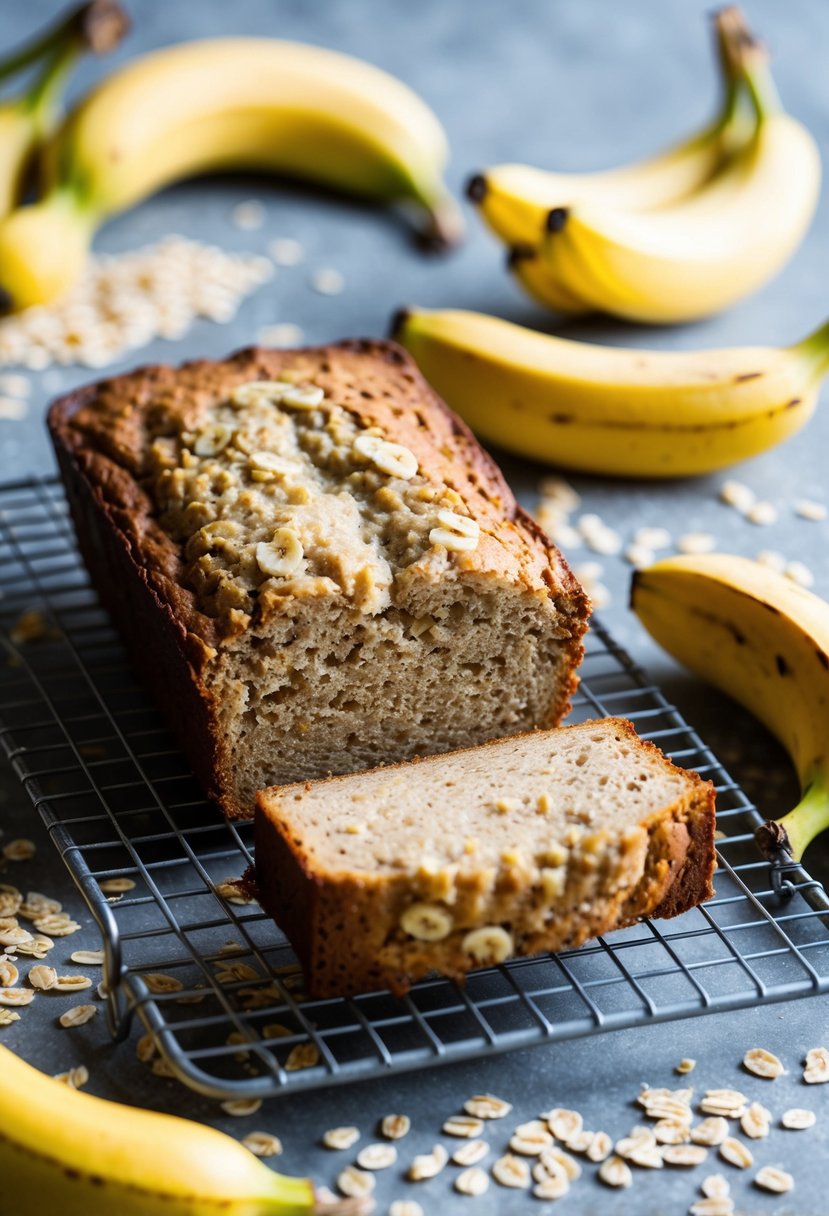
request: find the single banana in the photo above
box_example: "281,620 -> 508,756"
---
468,6 -> 756,250
539,44 -> 821,324
393,307 -> 829,478
0,1045 -> 363,1216
631,555 -> 829,862
0,37 -> 462,310
0,2 -> 127,219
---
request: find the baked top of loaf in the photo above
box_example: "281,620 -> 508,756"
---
49,340 -> 589,815
255,718 -> 716,996
49,339 -> 584,654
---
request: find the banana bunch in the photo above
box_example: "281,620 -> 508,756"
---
0,1044 -> 363,1216
469,8 -> 820,323
0,1 -> 127,221
631,555 -> 829,862
0,37 -> 462,311
393,307 -> 829,478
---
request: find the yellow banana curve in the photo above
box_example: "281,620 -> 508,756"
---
506,246 -> 591,316
393,307 -> 829,478
631,555 -> 829,861
0,37 -> 462,309
0,1044 -> 317,1216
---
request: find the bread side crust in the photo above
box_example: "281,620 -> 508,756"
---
49,340 -> 589,817
255,719 -> 717,998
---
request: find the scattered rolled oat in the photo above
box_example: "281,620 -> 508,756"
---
662,1145 -> 708,1166
136,1032 -> 156,1063
676,1058 -> 696,1075
0,958 -> 18,987
718,1137 -> 752,1168
407,1144 -> 448,1181
633,526 -> 671,550
54,1065 -> 89,1089
743,1047 -> 784,1079
443,1114 -> 483,1138
231,200 -> 265,231
214,879 -> 255,905
781,1108 -> 816,1129
220,1098 -> 262,1118
677,534 -> 716,555
380,1114 -> 410,1140
546,1108 -> 583,1142
455,1166 -> 489,1196
795,498 -> 827,521
58,1003 -> 96,1027
565,1130 -> 595,1153
0,373 -> 30,396
654,1117 -> 691,1144
533,1171 -> 570,1199
99,877 -> 136,894
0,887 -> 22,918
323,1126 -> 360,1151
15,934 -> 54,958
740,1102 -> 771,1140
18,892 -> 61,920
0,926 -> 33,948
699,1089 -> 747,1118
0,987 -> 34,1006
464,1094 -> 512,1120
539,1146 -> 581,1181
616,1129 -> 656,1160
452,1140 -> 489,1167
719,480 -> 754,512
269,238 -> 304,266
356,1143 -> 397,1171
587,1131 -> 613,1162
756,548 -> 786,572
284,1042 -> 320,1071
0,1009 -> 21,1026
257,322 -> 305,348
337,1165 -> 375,1198
803,1046 -> 829,1083
509,1119 -> 553,1155
689,1199 -> 735,1216
701,1173 -> 730,1198
598,1155 -> 633,1188
33,914 -> 81,937
785,560 -> 815,588
691,1118 -> 730,1146
2,839 -> 35,862
746,501 -> 778,526
754,1165 -> 794,1193
491,1153 -> 530,1189
55,975 -> 93,992
388,1203 -> 423,1216
242,1131 -> 282,1157
70,950 -> 105,966
143,973 -> 184,994
310,268 -> 345,296
151,1056 -> 176,1078
624,543 -> 655,568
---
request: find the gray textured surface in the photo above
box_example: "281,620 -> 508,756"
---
1,0 -> 829,1212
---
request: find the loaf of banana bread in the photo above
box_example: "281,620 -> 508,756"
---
49,340 -> 589,818
255,718 -> 716,997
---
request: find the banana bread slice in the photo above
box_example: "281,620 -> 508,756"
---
255,717 -> 716,997
48,340 -> 588,819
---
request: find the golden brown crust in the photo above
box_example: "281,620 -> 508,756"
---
255,718 -> 717,998
49,340 -> 589,818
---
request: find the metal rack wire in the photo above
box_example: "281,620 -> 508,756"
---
1,475 -> 828,1100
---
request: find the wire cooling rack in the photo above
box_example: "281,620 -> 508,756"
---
1,475 -> 828,1100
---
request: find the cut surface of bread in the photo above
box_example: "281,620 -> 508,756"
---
255,717 -> 716,997
49,340 -> 589,818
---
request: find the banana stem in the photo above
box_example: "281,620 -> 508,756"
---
0,2 -> 126,87
755,767 -> 829,862
22,38 -> 81,133
792,318 -> 829,379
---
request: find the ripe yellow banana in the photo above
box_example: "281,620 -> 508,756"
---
539,46 -> 821,324
631,555 -> 829,862
0,1044 -> 360,1216
0,38 -> 462,310
0,2 -> 127,219
468,6 -> 756,250
506,245 -> 591,315
393,307 -> 829,478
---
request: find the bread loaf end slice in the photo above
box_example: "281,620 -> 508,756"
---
255,717 -> 716,997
